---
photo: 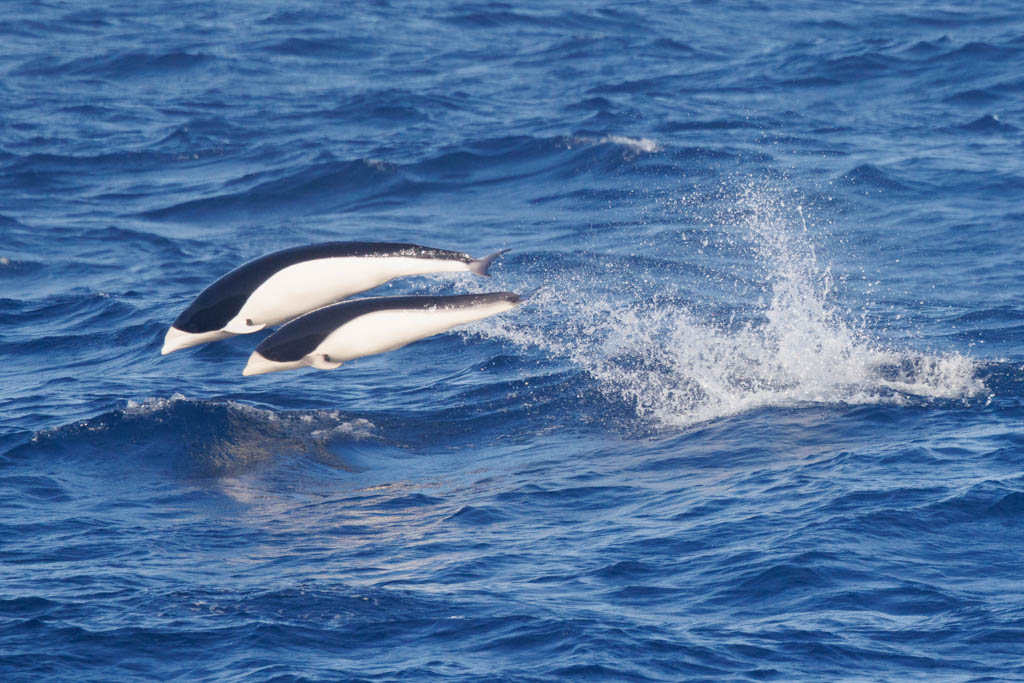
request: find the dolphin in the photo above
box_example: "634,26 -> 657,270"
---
242,292 -> 522,376
161,242 -> 508,355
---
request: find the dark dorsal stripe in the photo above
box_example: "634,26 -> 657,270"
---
256,292 -> 520,362
173,242 -> 475,333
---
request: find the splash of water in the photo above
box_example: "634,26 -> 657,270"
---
475,182 -> 985,428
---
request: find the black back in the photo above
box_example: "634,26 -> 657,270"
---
172,242 -> 474,333
256,292 -> 520,362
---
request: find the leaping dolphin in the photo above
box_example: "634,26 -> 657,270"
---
242,292 -> 522,376
161,242 -> 507,355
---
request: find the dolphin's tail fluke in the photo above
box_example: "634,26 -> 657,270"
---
469,249 -> 510,276
518,285 -> 545,303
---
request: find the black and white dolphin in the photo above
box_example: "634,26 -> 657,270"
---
162,242 -> 507,354
242,292 -> 522,376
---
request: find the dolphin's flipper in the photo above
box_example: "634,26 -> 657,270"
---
305,354 -> 343,370
224,317 -> 267,334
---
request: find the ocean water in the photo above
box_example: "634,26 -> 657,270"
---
2,0 -> 1024,679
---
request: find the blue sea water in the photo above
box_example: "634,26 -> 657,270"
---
2,0 -> 1024,679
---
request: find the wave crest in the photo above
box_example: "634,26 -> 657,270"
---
17,394 -> 375,477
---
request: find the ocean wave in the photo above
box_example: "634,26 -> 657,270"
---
1,149 -> 179,178
587,73 -> 685,96
0,289 -> 128,327
659,119 -> 756,132
139,134 -> 662,222
836,164 -> 917,192
260,36 -> 377,60
149,117 -> 246,156
139,157 -> 403,221
439,7 -> 634,32
944,88 -> 1003,104
774,49 -> 907,86
8,395 -> 376,478
14,49 -> 215,79
928,41 -> 1022,64
919,479 -> 1024,524
954,114 -> 1018,133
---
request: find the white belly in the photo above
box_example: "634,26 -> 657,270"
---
313,299 -> 517,362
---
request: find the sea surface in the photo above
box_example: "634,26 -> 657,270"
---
2,1 -> 1024,680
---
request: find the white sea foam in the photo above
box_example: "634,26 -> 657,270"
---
567,134 -> 661,154
122,394 -> 371,431
123,392 -> 190,415
597,135 -> 661,153
473,182 -> 985,428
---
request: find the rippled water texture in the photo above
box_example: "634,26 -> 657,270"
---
2,1 -> 1024,680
